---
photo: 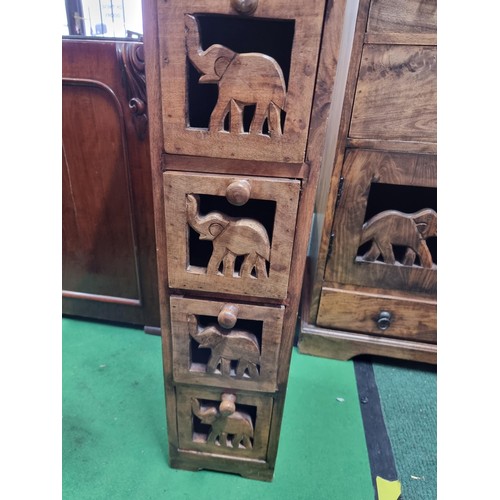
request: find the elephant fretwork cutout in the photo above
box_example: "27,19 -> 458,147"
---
187,194 -> 270,278
358,209 -> 437,268
185,14 -> 286,137
188,314 -> 260,378
191,394 -> 254,449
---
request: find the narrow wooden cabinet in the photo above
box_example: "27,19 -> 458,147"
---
299,0 -> 437,363
142,0 -> 348,480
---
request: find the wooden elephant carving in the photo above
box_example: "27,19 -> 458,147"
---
191,395 -> 254,449
359,208 -> 437,268
185,14 -> 287,137
188,314 -> 260,378
186,194 -> 270,278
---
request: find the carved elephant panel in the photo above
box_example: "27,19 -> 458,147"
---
164,171 -> 300,299
176,386 -> 273,460
170,297 -> 284,393
158,0 -> 326,162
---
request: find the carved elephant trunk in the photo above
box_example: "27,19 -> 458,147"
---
185,14 -> 236,83
186,194 -> 230,239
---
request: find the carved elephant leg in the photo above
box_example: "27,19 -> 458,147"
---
231,432 -> 252,449
268,102 -> 283,137
209,100 -> 231,132
232,434 -> 244,448
206,353 -> 221,373
240,252 -> 257,278
219,432 -> 229,447
254,255 -> 268,279
236,360 -> 259,378
236,360 -> 248,378
417,240 -> 433,268
362,242 -> 381,262
220,358 -> 231,376
402,248 -> 417,266
247,363 -> 259,378
229,100 -> 244,134
249,101 -> 268,135
378,241 -> 396,265
207,430 -> 218,445
222,251 -> 236,277
207,246 -> 226,275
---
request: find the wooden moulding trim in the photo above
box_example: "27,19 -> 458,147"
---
298,319 -> 437,364
62,290 -> 141,306
177,448 -> 268,465
364,33 -> 437,46
161,153 -> 309,180
346,137 -> 437,154
168,289 -> 286,307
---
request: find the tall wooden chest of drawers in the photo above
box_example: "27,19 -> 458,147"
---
142,0 -> 348,480
299,0 -> 437,363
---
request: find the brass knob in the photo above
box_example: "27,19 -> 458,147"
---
230,0 -> 258,15
218,304 -> 239,329
376,311 -> 392,331
226,180 -> 251,206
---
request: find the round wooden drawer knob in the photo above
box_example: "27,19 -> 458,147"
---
218,304 -> 239,329
376,311 -> 392,331
230,0 -> 258,15
220,393 -> 237,416
226,180 -> 251,206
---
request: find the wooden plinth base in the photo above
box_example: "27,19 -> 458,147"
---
169,448 -> 274,482
298,302 -> 436,365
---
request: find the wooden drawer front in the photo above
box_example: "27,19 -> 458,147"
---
325,149 -> 436,295
176,386 -> 273,461
164,171 -> 300,299
157,0 -> 325,163
317,287 -> 436,342
170,297 -> 284,393
367,0 -> 436,35
349,44 -> 436,142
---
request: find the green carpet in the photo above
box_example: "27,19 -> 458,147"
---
62,317 -> 373,499
372,361 -> 437,499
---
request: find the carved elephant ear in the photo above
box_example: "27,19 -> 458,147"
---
209,222 -> 227,237
214,56 -> 232,78
412,209 -> 437,237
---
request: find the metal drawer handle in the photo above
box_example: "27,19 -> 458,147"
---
376,311 -> 392,331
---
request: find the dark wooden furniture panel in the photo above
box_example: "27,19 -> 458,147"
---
299,0 -> 437,364
62,39 -> 160,330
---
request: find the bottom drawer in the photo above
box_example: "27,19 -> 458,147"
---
176,386 -> 273,461
317,287 -> 436,342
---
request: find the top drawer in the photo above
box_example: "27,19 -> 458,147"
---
349,44 -> 436,143
367,0 -> 436,35
157,0 -> 326,163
